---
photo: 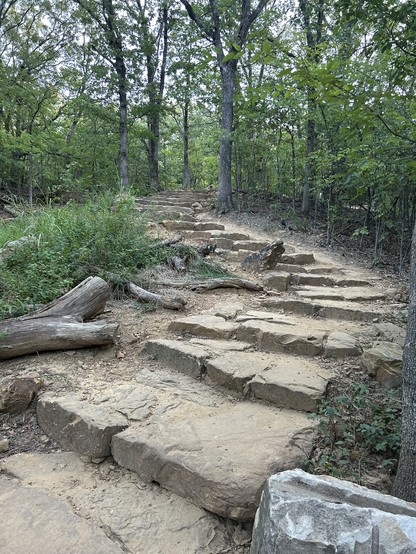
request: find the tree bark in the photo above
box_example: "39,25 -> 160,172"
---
217,60 -> 237,214
183,96 -> 191,188
127,282 -> 186,310
0,276 -> 118,360
393,219 -> 416,502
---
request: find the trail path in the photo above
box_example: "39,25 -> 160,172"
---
0,190 -> 406,553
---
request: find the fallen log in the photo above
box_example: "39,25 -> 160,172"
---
0,276 -> 118,360
127,282 -> 186,310
241,240 -> 285,272
190,277 -> 263,293
155,235 -> 183,248
168,255 -> 188,272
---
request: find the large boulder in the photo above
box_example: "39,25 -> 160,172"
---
362,341 -> 403,387
251,469 -> 416,554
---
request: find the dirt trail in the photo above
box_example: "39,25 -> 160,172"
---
0,191 -> 406,553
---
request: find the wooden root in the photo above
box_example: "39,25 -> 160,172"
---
127,282 -> 186,310
190,278 -> 263,293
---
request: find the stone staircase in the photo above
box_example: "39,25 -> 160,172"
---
1,189 -> 403,553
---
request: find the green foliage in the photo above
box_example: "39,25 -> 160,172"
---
307,383 -> 401,482
0,194 -> 170,319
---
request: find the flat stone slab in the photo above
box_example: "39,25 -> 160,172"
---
189,338 -> 253,352
112,403 -> 316,521
236,320 -> 325,357
295,286 -> 386,302
0,478 -> 123,554
261,298 -> 385,322
282,253 -> 315,264
194,222 -> 225,231
37,394 -> 128,457
324,331 -> 361,358
374,322 -> 406,347
169,315 -> 239,339
210,230 -> 251,240
251,469 -> 416,554
145,339 -> 208,379
3,452 -> 242,554
232,240 -> 270,251
161,220 -> 195,230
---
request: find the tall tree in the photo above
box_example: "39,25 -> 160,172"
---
127,0 -> 170,192
180,0 -> 270,213
74,0 -> 129,190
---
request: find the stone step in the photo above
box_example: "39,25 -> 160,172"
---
135,208 -> 197,222
210,230 -> 252,241
135,204 -> 195,215
145,339 -> 330,412
3,451 -> 241,554
232,240 -> 270,251
0,477 -> 123,554
282,253 -> 315,264
111,402 -> 316,521
168,313 -> 361,358
294,286 -> 387,302
261,298 -> 386,322
290,273 -> 370,287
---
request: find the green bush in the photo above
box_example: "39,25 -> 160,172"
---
0,194 -> 170,319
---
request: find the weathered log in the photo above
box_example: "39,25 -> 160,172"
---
190,278 -> 263,293
155,235 -> 183,248
127,282 -> 186,310
0,317 -> 119,361
241,240 -> 285,272
0,276 -> 116,360
21,276 -> 111,321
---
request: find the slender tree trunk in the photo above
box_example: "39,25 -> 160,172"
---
302,95 -> 316,214
147,109 -> 160,191
394,218 -> 416,502
217,60 -> 237,214
116,56 -> 129,190
183,97 -> 191,188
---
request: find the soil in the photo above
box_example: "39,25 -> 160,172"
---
0,207 -> 407,493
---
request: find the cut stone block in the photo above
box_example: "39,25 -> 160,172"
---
37,394 -> 128,457
210,230 -> 251,241
291,273 -> 334,286
145,339 -> 208,379
247,358 -> 329,412
362,341 -> 403,387
236,320 -> 324,357
112,403 -> 316,521
194,222 -> 225,231
3,451 -> 241,554
282,253 -> 315,264
324,332 -> 362,358
273,263 -> 306,273
189,338 -> 253,353
318,304 -> 383,322
181,230 -> 212,240
295,288 -> 346,301
260,298 -> 320,316
205,352 -> 261,392
263,271 -> 291,291
206,301 -> 246,319
169,315 -> 239,340
0,479 -> 123,554
232,240 -> 269,251
212,237 -> 235,249
161,220 -> 195,231
251,469 -> 416,554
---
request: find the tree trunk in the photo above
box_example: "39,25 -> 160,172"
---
393,219 -> 416,502
302,98 -> 316,214
217,60 -> 237,214
183,97 -> 191,188
0,276 -> 118,360
117,58 -> 129,190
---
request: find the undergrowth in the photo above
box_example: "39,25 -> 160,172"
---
307,382 -> 401,487
0,194 -> 173,319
